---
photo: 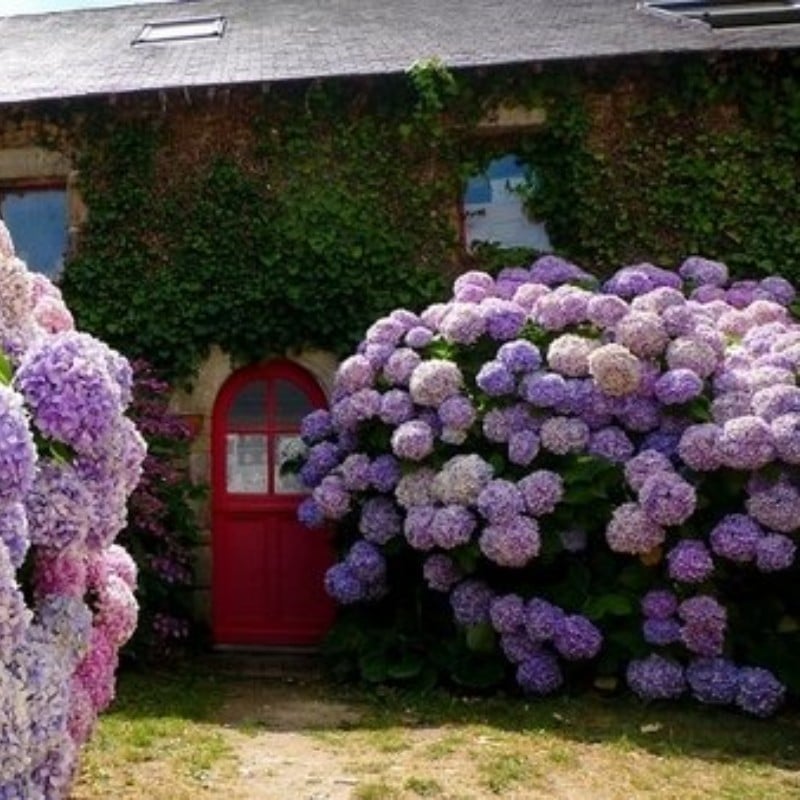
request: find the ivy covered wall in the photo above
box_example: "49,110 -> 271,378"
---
1,50 -> 794,382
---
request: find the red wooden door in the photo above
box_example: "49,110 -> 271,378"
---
212,360 -> 335,646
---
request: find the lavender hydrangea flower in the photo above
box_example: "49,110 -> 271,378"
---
297,497 -> 325,528
405,325 -> 434,349
508,430 -> 540,466
546,334 -> 597,377
643,618 -> 682,646
615,311 -> 669,358
501,630 -> 541,663
519,371 -> 567,408
477,480 -> 525,523
624,450 -> 673,493
479,515 -> 541,567
312,476 -> 351,520
359,497 -> 402,544
432,454 -> 493,506
759,275 -> 796,306
438,395 -> 476,430
746,478 -> 800,533
450,580 -> 493,626
300,408 -> 333,444
540,416 -> 590,455
409,359 -> 463,407
346,541 -> 386,584
755,533 -> 796,572
771,413 -> 800,464
709,514 -> 761,563
497,339 -> 541,373
679,595 -> 727,657
679,256 -> 729,287
586,294 -> 629,328
524,598 -> 564,642
338,453 -> 372,492
666,337 -> 718,379
489,594 -> 526,634
369,455 -> 401,492
0,502 -> 29,568
529,254 -> 592,286
517,650 -> 563,695
588,343 -> 642,397
553,615 -> 602,661
394,468 -> 436,508
717,416 -> 775,470
439,302 -> 486,344
639,471 -> 696,527
605,503 -> 665,554
654,369 -> 704,406
751,384 -> 800,422
641,589 -> 678,620
480,298 -> 526,341
476,360 -> 516,396
667,540 -> 714,584
686,658 -> 739,705
423,554 -> 462,592
588,426 -> 634,463
334,354 -> 375,394
518,470 -> 563,516
735,667 -> 786,717
677,424 -> 722,472
403,505 -> 436,550
383,348 -> 421,386
324,563 -> 365,604
626,654 -> 686,701
391,420 -> 435,461
430,505 -> 477,549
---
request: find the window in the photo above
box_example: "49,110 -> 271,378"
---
462,155 -> 551,252
0,184 -> 68,277
642,1 -> 800,29
132,15 -> 226,45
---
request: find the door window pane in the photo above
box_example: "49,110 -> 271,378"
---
0,187 -> 68,277
226,433 -> 268,493
228,381 -> 267,428
275,379 -> 313,427
274,435 -> 308,494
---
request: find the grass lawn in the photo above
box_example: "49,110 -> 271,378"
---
72,665 -> 800,800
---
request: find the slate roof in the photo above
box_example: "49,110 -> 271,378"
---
0,0 -> 798,105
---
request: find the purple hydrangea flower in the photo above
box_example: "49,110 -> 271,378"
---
394,467 -> 436,508
772,413 -> 800,465
432,454 -> 493,506
300,409 -> 333,444
709,514 -> 762,563
338,453 -> 372,492
359,497 -> 402,544
439,302 -> 486,344
588,426 -> 634,463
403,505 -> 436,550
667,540 -> 714,584
529,254 -> 592,287
430,505 -> 477,549
438,395 -> 476,430
423,554 -> 462,592
639,471 -> 697,527
643,618 -> 682,646
497,339 -> 542,373
679,256 -> 729,287
334,354 -> 375,394
615,311 -> 669,358
755,533 -> 796,572
518,470 -> 564,516
312,476 -> 351,520
587,343 -> 642,398
540,416 -> 590,455
759,276 -> 796,306
391,420 -> 435,461
501,631 -> 541,663
480,298 -> 526,341
586,294 -> 629,328
324,563 -> 364,604
450,580 -> 493,626
489,594 -> 526,634
479,515 -> 541,567
746,478 -> 800,533
383,348 -> 422,386
678,595 -> 727,657
405,325 -> 434,349
641,589 -> 679,620
677,424 -> 722,472
717,416 -> 775,471
297,497 -> 325,528
409,359 -> 464,407
666,337 -> 718,379
524,598 -> 564,642
735,667 -> 786,717
553,615 -> 602,661
626,654 -> 686,701
477,480 -> 525,523
365,316 -> 406,346
516,650 -> 563,695
369,455 -> 402,492
686,658 -> 740,706
0,502 -> 29,568
519,371 -> 567,408
654,369 -> 704,406
624,449 -> 673,493
605,503 -> 666,554
476,360 -> 516,396
346,541 -> 386,584
546,334 -> 597,378
508,430 -> 540,466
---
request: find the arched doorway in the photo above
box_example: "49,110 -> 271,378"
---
211,360 -> 335,646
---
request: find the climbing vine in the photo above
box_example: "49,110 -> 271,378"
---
59,52 -> 800,382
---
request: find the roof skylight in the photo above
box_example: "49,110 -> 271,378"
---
643,1 -> 800,29
132,14 -> 226,45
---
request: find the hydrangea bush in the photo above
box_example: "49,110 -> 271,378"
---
298,254 -> 799,717
0,223 -> 144,797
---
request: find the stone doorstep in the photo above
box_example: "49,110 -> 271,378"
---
202,645 -> 325,680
